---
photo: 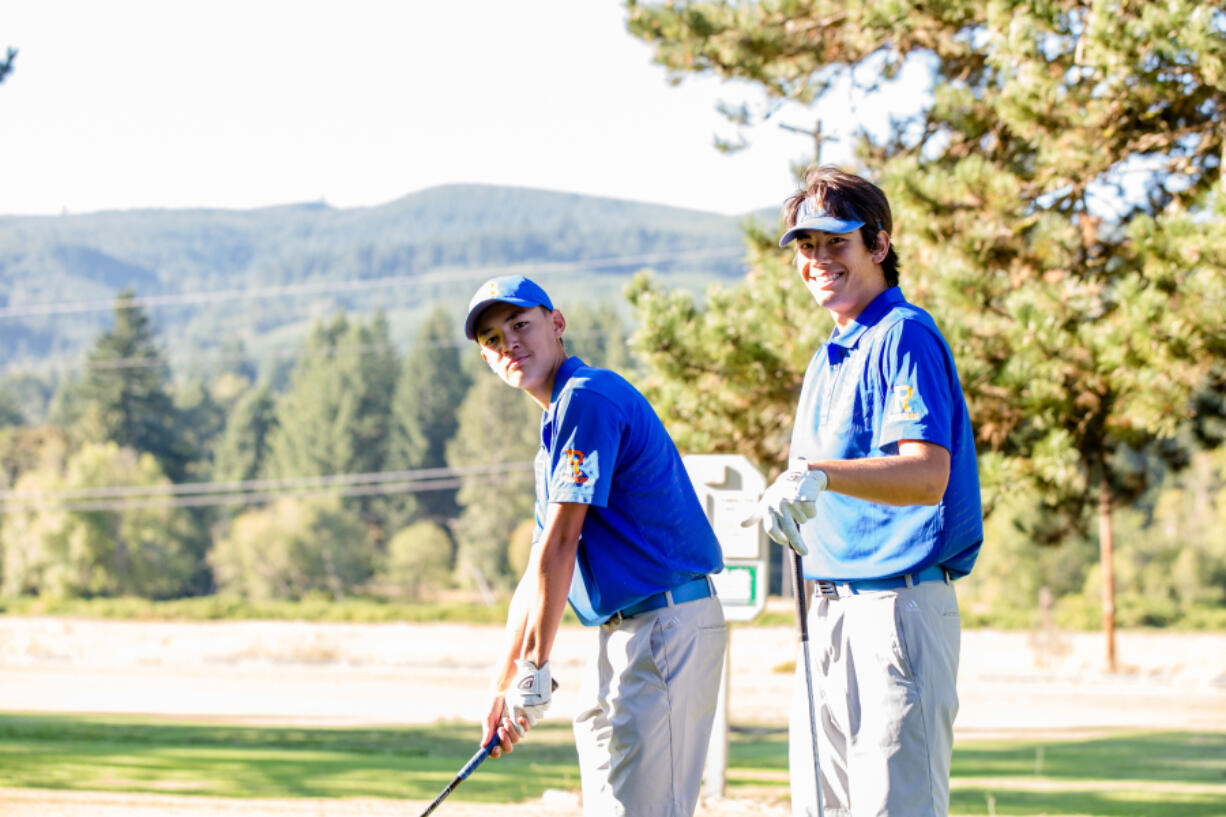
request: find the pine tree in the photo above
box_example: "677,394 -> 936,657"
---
0,46 -> 15,85
213,383 -> 278,483
627,0 -> 1226,668
262,311 -> 399,544
562,302 -> 633,374
64,291 -> 195,482
264,312 -> 397,481
0,391 -> 23,428
447,368 -> 540,589
386,307 -> 471,529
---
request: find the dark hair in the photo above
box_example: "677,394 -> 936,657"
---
783,165 -> 900,287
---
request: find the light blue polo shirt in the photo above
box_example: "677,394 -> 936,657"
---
535,357 -> 723,626
790,288 -> 983,580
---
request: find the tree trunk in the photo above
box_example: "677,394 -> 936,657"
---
1098,478 -> 1117,673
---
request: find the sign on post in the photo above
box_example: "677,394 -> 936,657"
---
683,454 -> 768,798
683,454 -> 768,623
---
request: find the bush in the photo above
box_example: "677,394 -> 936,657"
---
1,442 -> 199,599
210,497 -> 374,601
379,521 -> 454,600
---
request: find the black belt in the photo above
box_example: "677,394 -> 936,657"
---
814,565 -> 951,600
605,576 -> 715,626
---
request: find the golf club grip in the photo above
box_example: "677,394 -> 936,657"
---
792,549 -> 809,643
418,734 -> 500,817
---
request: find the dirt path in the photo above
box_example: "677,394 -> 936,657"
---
2,615 -> 1224,732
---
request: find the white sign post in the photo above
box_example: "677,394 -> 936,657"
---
682,454 -> 768,799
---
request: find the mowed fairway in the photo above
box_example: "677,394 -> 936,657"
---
1,715 -> 1225,816
1,617 -> 1224,815
0,715 -> 583,801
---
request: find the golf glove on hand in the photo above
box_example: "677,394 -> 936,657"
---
503,659 -> 554,735
743,459 -> 827,556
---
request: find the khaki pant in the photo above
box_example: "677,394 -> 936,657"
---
790,578 -> 961,817
573,594 -> 727,817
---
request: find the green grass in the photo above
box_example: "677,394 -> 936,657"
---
950,732 -> 1226,816
1,714 -> 1223,815
0,714 -> 580,801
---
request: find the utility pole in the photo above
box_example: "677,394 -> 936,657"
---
1099,478 -> 1117,673
779,118 -> 834,164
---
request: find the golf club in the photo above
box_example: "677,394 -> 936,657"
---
418,733 -> 500,817
793,548 -> 825,817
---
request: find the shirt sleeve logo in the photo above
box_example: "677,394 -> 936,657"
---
889,385 -> 922,421
565,449 -> 591,485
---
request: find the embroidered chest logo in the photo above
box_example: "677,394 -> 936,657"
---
890,385 -> 922,421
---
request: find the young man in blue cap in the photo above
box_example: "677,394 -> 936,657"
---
749,166 -> 983,817
464,275 -> 726,817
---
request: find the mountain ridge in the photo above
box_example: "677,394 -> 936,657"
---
0,183 -> 769,385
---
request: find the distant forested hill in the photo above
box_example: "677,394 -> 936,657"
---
0,184 -> 769,388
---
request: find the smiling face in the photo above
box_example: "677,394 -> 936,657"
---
474,302 -> 567,408
793,227 -> 891,328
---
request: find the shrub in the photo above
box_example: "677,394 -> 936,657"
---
379,520 -> 454,600
210,497 -> 374,601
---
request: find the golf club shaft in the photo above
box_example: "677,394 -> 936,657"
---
419,733 -> 500,817
793,549 -> 825,817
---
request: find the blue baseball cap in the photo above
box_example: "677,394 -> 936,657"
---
778,197 -> 866,247
464,275 -> 555,340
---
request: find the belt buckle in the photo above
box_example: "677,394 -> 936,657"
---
815,580 -> 840,600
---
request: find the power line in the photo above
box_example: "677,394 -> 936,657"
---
16,330 -> 609,377
0,462 -> 535,514
0,462 -> 526,500
0,246 -> 744,320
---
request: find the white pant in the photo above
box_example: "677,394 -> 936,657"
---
573,594 -> 727,817
790,578 -> 961,817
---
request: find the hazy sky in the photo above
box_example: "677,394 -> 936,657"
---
2,1 -> 925,218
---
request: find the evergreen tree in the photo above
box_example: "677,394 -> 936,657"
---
213,383 -> 278,484
386,307 -> 471,527
0,391 -> 23,428
174,378 -> 226,478
0,46 -> 15,85
561,301 -> 634,374
447,368 -> 540,589
262,311 -> 399,542
61,291 -> 195,481
627,0 -> 1226,667
264,312 -> 397,481
627,245 -> 824,465
214,337 -> 258,383
1,372 -> 56,425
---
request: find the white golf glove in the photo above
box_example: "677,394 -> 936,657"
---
742,459 -> 827,556
502,659 -> 554,735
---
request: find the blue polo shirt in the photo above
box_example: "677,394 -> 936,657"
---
535,356 -> 723,626
790,288 -> 983,580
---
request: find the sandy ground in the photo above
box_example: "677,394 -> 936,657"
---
1,609 -> 1224,816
